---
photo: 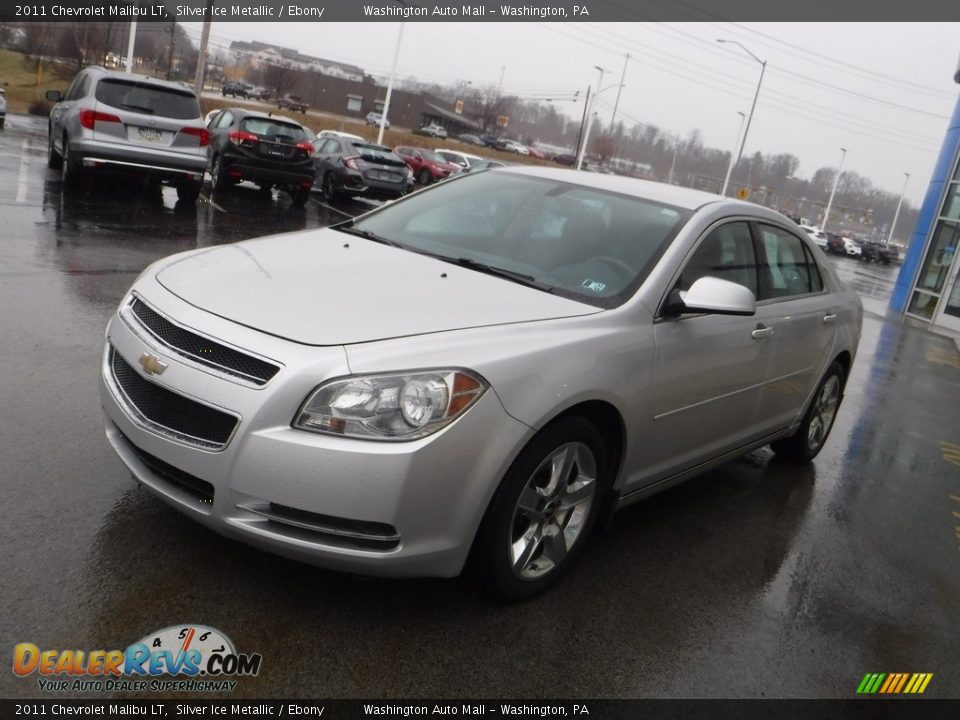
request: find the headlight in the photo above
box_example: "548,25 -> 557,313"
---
294,370 -> 487,440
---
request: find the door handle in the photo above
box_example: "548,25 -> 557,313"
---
751,324 -> 774,340
823,313 -> 837,324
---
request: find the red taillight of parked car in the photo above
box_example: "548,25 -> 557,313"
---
78,110 -> 121,130
180,126 -> 210,147
342,155 -> 361,170
296,142 -> 314,156
228,130 -> 259,146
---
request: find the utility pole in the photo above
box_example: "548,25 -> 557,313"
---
194,0 -> 214,95
821,148 -> 847,232
721,111 -> 746,196
125,21 -> 137,74
887,172 -> 910,244
165,23 -> 176,81
668,132 -> 679,184
573,85 -> 591,160
378,22 -> 405,145
609,53 -> 629,134
576,65 -> 606,171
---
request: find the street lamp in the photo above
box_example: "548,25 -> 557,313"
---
717,39 -> 766,196
720,111 -> 746,196
887,172 -> 911,244
576,65 -> 607,171
822,147 -> 847,232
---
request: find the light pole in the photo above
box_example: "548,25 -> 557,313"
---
821,147 -> 847,232
720,111 -> 746,196
717,39 -> 766,196
609,53 -> 629,134
576,65 -> 606,171
887,172 -> 910,244
377,22 -> 405,145
125,21 -> 137,74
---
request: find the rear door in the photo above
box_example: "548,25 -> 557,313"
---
751,223 -> 837,434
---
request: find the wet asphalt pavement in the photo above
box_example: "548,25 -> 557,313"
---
2,115 -> 959,700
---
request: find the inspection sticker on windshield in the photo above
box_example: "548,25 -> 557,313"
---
581,279 -> 607,293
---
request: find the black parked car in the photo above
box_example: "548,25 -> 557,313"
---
221,80 -> 250,98
312,137 -> 413,200
861,240 -> 899,265
206,108 -> 315,206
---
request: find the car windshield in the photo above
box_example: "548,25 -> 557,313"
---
348,172 -> 691,307
421,150 -> 445,163
240,118 -> 307,142
95,79 -> 200,119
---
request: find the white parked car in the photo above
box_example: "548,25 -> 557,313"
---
799,224 -> 828,250
317,129 -> 365,144
100,167 -> 862,599
842,237 -> 862,257
434,148 -> 483,170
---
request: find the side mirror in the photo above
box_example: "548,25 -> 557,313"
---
45,90 -> 63,103
670,276 -> 756,317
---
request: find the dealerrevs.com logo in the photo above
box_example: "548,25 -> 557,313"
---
13,624 -> 262,693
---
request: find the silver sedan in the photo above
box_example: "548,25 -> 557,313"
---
99,167 -> 862,599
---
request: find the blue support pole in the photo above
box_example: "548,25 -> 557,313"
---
891,87 -> 960,312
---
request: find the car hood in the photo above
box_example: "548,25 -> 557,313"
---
155,229 -> 598,346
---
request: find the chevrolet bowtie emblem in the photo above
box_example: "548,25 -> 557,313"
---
138,353 -> 168,376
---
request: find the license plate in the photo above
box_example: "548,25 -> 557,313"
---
137,128 -> 163,143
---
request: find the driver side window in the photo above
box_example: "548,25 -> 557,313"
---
678,222 -> 758,296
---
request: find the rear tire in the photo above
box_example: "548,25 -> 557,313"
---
47,129 -> 62,169
321,172 -> 338,201
61,137 -> 82,188
771,361 -> 845,463
472,416 -> 608,601
210,155 -> 230,194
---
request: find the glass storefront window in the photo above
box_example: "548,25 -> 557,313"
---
908,291 -> 939,319
942,183 -> 960,220
915,220 -> 960,292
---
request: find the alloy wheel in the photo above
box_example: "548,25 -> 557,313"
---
509,442 -> 597,580
807,374 -> 840,452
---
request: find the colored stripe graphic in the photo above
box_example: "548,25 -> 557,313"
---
858,673 -> 932,694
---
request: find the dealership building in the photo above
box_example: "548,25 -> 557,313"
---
891,59 -> 960,336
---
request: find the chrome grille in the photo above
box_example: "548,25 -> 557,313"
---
110,347 -> 238,450
128,297 -> 280,386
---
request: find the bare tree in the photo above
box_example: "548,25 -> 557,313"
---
467,84 -> 514,135
264,62 -> 296,98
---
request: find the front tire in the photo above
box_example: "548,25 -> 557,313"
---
290,186 -> 310,206
418,168 -> 431,185
473,416 -> 608,601
771,361 -> 845,463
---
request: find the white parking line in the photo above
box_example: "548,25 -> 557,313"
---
315,200 -> 356,217
15,138 -> 29,203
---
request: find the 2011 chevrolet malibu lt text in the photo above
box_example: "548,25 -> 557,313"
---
100,167 -> 863,599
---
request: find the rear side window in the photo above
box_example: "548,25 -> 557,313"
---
239,118 -> 307,142
758,224 -> 822,299
95,79 -> 200,120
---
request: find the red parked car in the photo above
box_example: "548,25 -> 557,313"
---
394,145 -> 461,185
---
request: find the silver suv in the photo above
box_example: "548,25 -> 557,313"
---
45,67 -> 208,203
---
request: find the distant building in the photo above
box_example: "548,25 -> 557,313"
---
228,41 -> 364,82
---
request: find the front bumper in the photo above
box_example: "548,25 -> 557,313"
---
99,288 -> 530,578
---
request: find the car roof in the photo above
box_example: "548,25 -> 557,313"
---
229,108 -> 304,125
495,166 -> 735,211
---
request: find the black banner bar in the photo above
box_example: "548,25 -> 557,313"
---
2,0 -> 960,23
3,700 -> 960,720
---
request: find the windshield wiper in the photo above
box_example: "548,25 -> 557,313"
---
120,103 -> 155,114
439,256 -> 554,292
334,224 -> 406,249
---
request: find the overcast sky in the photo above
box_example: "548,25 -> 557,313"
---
182,21 -> 960,206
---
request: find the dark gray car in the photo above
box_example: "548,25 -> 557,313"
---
46,67 -> 208,203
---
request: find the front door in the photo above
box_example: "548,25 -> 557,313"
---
932,250 -> 960,333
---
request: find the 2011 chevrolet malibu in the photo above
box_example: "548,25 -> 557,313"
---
100,167 -> 863,599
